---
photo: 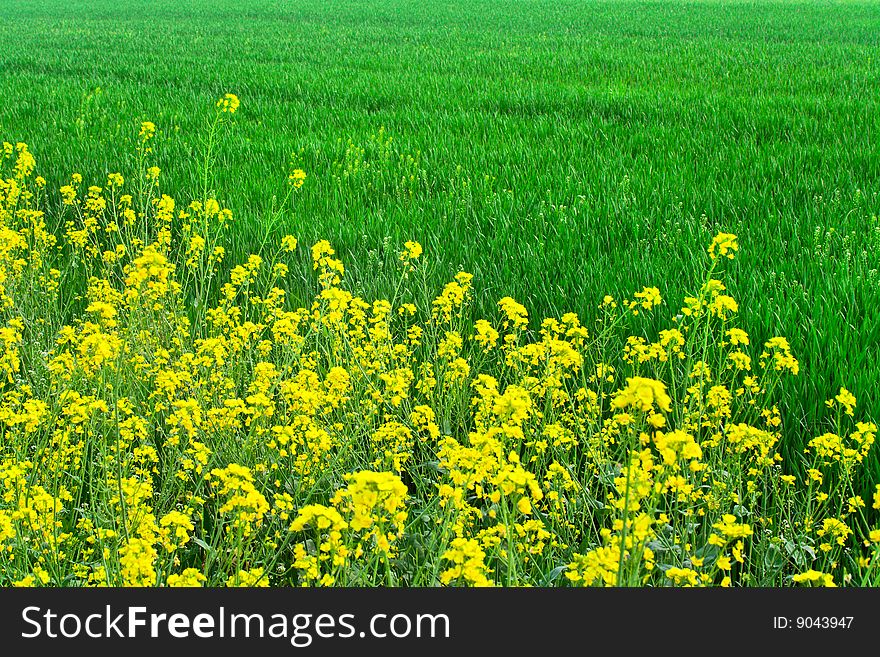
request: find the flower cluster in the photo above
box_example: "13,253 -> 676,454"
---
0,98 -> 876,588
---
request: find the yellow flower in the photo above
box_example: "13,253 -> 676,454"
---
400,240 -> 422,261
665,567 -> 700,586
281,235 -> 298,252
792,570 -> 835,587
226,568 -> 268,587
139,121 -> 156,142
473,319 -> 499,349
708,232 -> 738,260
290,504 -> 347,532
209,464 -> 269,536
633,286 -> 662,310
612,377 -> 672,413
834,387 -> 857,416
726,328 -> 750,346
167,569 -> 207,587
497,296 -> 529,330
713,514 -> 753,539
217,93 -> 240,114
331,470 -> 408,554
119,538 -> 157,586
158,510 -> 194,551
289,168 -> 307,188
441,538 -> 494,587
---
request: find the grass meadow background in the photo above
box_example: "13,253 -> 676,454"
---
1,0 -> 878,471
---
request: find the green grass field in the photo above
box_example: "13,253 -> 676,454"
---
1,0 -> 878,465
